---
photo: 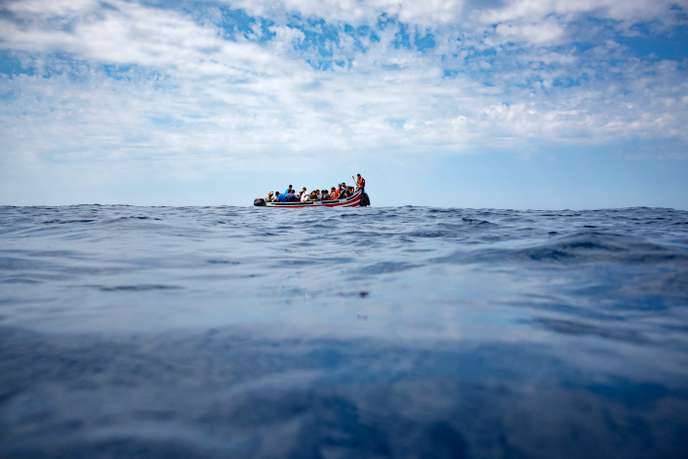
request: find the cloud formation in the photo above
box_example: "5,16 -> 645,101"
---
0,0 -> 687,191
229,0 -> 466,25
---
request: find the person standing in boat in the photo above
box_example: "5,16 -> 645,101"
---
356,173 -> 366,191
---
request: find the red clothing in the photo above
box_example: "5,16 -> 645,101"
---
331,189 -> 340,199
356,176 -> 366,189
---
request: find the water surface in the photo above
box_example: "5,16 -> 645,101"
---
1,205 -> 688,458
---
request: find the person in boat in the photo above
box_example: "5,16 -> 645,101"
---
283,184 -> 294,197
266,191 -> 274,202
321,189 -> 330,200
287,189 -> 300,202
330,186 -> 339,200
300,187 -> 310,202
347,186 -> 355,195
339,183 -> 349,199
356,173 -> 366,190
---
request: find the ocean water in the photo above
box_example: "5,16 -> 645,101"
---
1,205 -> 688,458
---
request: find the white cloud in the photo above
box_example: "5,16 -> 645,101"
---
270,25 -> 306,52
0,0 -> 687,180
0,0 -> 283,76
472,0 -> 688,46
227,0 -> 465,25
2,0 -> 99,16
226,0 -> 687,28
477,0 -> 687,25
495,19 -> 566,45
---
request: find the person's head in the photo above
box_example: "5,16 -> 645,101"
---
357,173 -> 361,177
275,191 -> 280,196
302,187 -> 307,192
348,186 -> 354,192
288,184 -> 293,190
331,187 -> 336,192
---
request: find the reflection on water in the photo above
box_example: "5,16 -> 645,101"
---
2,328 -> 687,459
1,205 -> 688,458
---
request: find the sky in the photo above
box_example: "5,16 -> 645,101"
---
0,0 -> 687,209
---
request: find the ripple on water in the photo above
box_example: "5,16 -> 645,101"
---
0,205 -> 687,458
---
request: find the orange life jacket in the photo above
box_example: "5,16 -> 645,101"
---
331,189 -> 340,199
357,176 -> 366,189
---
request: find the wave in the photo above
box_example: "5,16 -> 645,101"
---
434,230 -> 688,266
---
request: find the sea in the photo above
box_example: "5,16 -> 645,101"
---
1,205 -> 688,459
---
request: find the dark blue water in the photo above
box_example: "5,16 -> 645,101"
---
1,205 -> 688,458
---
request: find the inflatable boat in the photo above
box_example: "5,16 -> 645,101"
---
254,189 -> 370,208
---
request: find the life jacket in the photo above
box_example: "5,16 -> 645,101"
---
357,176 -> 366,189
331,189 -> 340,199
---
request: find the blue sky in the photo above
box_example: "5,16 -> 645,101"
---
1,0 -> 687,208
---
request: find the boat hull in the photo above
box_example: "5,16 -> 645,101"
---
256,190 -> 366,208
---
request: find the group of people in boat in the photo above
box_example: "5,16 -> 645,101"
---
266,174 -> 366,203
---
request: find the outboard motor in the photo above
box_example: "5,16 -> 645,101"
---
254,198 -> 266,207
360,192 -> 370,207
